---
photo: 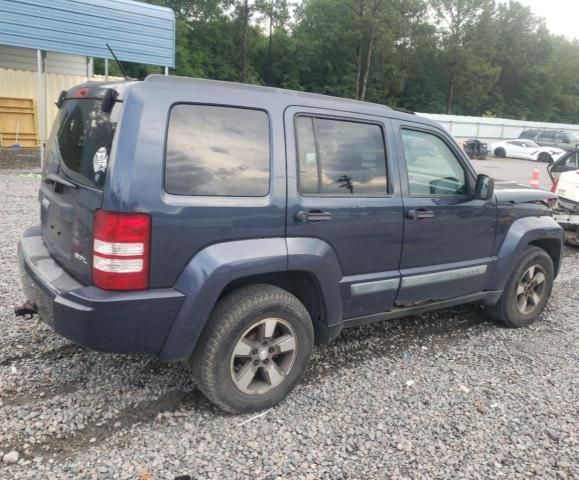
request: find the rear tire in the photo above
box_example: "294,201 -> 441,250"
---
494,147 -> 506,158
490,246 -> 554,328
192,284 -> 314,414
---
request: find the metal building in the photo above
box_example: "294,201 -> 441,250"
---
0,0 -> 175,159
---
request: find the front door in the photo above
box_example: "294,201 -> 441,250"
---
284,107 -> 404,319
393,123 -> 497,306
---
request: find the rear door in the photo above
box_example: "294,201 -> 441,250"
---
284,107 -> 404,319
393,123 -> 497,305
537,131 -> 556,148
40,87 -> 122,284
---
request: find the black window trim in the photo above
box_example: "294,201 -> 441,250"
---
163,102 -> 272,198
399,125 -> 476,199
293,113 -> 391,198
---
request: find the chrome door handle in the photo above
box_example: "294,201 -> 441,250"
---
295,210 -> 332,223
407,209 -> 435,220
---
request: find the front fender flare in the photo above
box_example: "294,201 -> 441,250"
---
487,215 -> 564,292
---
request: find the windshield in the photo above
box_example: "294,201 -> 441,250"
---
45,99 -> 119,189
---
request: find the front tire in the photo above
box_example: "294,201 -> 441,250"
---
490,246 -> 554,328
192,284 -> 314,413
537,152 -> 552,163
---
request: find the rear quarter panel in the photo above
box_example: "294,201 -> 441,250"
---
103,82 -> 287,288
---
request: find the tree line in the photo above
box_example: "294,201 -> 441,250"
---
100,0 -> 579,123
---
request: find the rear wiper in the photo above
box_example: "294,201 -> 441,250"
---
44,174 -> 77,189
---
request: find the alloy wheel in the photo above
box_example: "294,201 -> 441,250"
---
230,318 -> 298,395
516,264 -> 547,315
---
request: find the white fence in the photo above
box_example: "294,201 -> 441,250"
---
418,113 -> 579,144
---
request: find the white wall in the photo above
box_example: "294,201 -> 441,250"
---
418,112 -> 579,144
0,45 -> 88,76
0,68 -> 123,138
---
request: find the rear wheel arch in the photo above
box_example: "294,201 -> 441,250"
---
218,271 -> 327,344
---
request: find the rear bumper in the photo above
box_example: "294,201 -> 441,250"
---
18,227 -> 185,355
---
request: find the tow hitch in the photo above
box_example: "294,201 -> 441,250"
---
15,300 -> 37,319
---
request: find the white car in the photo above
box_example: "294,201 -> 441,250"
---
490,140 -> 565,163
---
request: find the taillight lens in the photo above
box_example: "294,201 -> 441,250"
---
92,210 -> 151,291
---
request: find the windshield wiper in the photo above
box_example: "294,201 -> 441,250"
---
44,174 -> 77,189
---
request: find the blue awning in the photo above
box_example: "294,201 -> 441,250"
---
0,0 -> 175,67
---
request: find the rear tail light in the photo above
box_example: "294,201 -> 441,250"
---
92,210 -> 151,291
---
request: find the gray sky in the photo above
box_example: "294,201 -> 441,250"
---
513,0 -> 579,40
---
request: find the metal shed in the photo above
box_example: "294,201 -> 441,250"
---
0,0 -> 176,161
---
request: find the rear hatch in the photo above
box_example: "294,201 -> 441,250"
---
40,84 -> 125,285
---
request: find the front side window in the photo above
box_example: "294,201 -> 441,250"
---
295,116 -> 388,196
401,129 -> 467,197
165,105 -> 270,196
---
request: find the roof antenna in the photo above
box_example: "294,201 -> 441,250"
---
106,43 -> 130,79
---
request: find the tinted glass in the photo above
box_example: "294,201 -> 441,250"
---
48,99 -> 118,189
165,105 -> 270,196
538,132 -> 555,141
401,130 -> 467,196
295,116 -> 387,196
519,130 -> 537,140
566,152 -> 579,168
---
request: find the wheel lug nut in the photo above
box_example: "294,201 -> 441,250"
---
253,360 -> 259,366
269,347 -> 275,353
252,349 -> 258,355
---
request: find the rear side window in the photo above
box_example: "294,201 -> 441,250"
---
295,116 -> 388,196
556,133 -> 570,143
48,99 -> 118,189
165,105 -> 270,196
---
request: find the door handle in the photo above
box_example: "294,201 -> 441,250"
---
407,209 -> 435,220
295,210 -> 332,223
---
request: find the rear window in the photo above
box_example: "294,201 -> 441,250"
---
46,99 -> 118,189
164,105 -> 270,196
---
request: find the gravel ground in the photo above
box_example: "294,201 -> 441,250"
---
0,171 -> 577,480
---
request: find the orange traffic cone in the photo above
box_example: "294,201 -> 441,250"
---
530,168 -> 540,189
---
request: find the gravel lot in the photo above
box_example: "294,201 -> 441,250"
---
0,170 -> 577,480
472,157 -> 553,190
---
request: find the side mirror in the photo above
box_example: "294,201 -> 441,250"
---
475,174 -> 494,201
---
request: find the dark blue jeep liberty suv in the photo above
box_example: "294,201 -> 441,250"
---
17,76 -> 564,413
